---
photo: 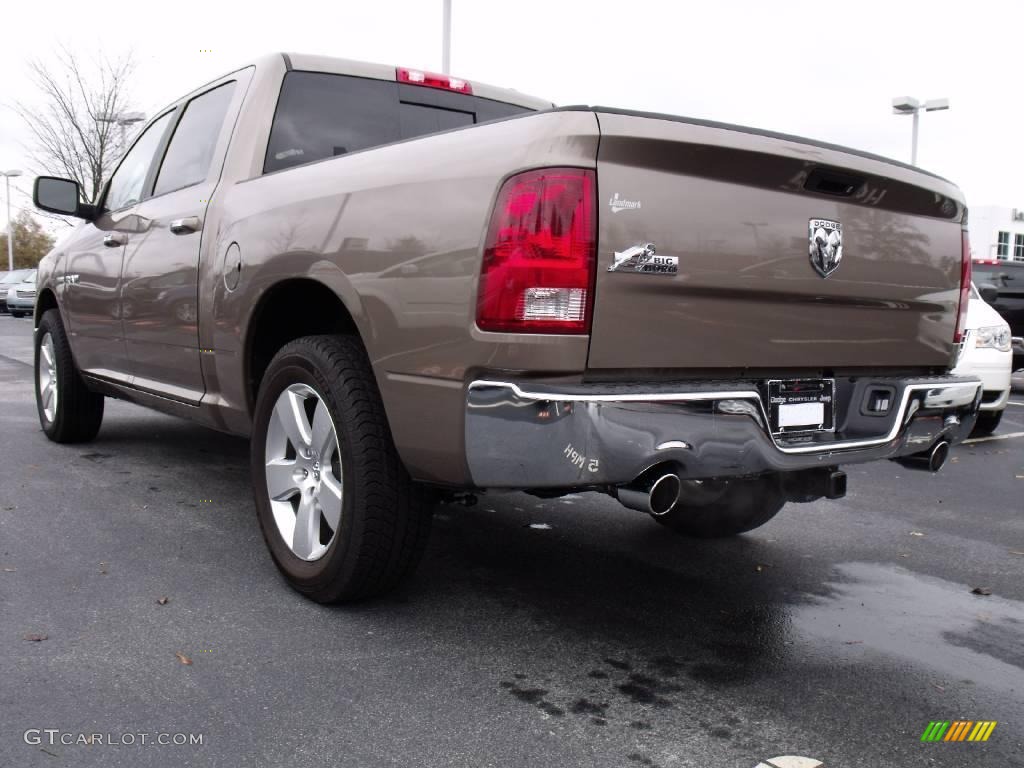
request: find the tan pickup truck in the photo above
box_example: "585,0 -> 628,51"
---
32,53 -> 980,602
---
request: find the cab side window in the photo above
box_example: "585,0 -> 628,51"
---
105,111 -> 174,212
153,82 -> 237,196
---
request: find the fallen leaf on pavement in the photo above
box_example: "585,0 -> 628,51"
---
843,640 -> 863,645
175,651 -> 192,665
1010,551 -> 1024,556
909,531 -> 925,537
971,586 -> 992,596
156,597 -> 169,605
2,567 -> 15,572
24,633 -> 48,642
98,562 -> 108,575
527,523 -> 552,530
932,683 -> 945,692
755,564 -> 772,572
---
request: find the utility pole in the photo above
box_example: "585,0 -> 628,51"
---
442,0 -> 452,74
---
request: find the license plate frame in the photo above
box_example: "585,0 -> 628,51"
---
767,378 -> 836,435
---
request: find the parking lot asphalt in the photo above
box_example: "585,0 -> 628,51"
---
1,313 -> 1023,768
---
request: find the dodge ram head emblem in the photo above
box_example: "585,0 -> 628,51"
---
608,243 -> 678,275
808,219 -> 843,278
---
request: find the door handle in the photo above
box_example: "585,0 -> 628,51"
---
169,216 -> 201,235
103,233 -> 128,247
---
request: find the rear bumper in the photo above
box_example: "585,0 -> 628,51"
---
464,376 -> 982,489
979,388 -> 1010,411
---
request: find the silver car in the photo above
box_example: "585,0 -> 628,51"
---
6,270 -> 37,317
0,268 -> 33,313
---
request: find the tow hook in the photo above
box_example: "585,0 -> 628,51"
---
781,468 -> 847,503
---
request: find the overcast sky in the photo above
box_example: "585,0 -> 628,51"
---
1,0 -> 1020,227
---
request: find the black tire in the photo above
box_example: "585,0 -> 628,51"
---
11,311 -> 24,318
970,409 -> 1003,438
652,475 -> 785,538
251,335 -> 431,603
34,309 -> 104,443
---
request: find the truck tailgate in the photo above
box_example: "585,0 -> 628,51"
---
587,110 -> 966,372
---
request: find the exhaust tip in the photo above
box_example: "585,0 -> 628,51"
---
892,439 -> 953,473
928,440 -> 950,472
648,473 -> 682,516
614,471 -> 682,515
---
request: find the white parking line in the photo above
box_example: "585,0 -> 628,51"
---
962,431 -> 1024,445
1007,401 -> 1024,407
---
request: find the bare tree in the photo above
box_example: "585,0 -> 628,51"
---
15,46 -> 136,207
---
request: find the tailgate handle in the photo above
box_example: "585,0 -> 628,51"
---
804,168 -> 864,198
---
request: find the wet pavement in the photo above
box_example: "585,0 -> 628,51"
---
1,313 -> 1023,767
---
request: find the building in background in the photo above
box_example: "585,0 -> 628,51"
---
969,205 -> 1024,262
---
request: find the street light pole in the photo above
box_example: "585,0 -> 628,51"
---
910,108 -> 920,166
98,111 -> 147,154
1,170 -> 23,271
442,0 -> 452,74
892,96 -> 949,166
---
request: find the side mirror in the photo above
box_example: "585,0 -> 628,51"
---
978,284 -> 998,303
33,176 -> 96,220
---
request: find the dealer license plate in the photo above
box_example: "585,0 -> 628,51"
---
767,379 -> 835,435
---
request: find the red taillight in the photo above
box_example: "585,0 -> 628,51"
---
476,168 -> 596,334
396,67 -> 472,94
954,230 -> 972,344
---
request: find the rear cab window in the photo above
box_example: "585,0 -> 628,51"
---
263,71 -> 531,174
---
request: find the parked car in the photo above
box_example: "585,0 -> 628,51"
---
952,284 -> 1013,435
31,53 -> 981,603
0,268 -> 34,313
5,270 -> 37,317
972,258 -> 1024,369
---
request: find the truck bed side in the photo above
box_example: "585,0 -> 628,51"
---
212,110 -> 600,483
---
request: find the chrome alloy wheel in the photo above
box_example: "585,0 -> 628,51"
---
37,332 -> 58,423
264,383 -> 343,561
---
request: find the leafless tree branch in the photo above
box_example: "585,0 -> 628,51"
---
14,46 -> 137,205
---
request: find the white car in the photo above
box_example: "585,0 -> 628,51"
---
953,284 -> 1013,436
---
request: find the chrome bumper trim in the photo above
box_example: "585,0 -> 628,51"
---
464,377 -> 982,489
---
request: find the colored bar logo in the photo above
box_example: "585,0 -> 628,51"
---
921,721 -> 997,742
